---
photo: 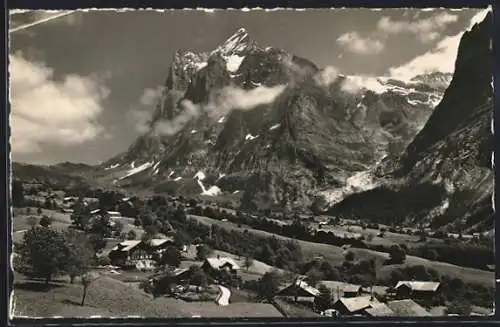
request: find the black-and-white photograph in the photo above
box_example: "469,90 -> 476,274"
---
8,7 -> 494,319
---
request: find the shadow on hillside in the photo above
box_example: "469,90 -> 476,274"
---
15,281 -> 65,292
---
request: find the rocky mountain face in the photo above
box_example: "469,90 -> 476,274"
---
101,27 -> 456,212
329,12 -> 493,232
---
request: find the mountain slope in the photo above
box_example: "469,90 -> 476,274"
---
98,28 -> 452,211
328,12 -> 493,232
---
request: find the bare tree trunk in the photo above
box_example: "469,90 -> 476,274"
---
81,286 -> 88,306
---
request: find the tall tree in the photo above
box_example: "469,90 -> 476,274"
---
257,270 -> 281,300
81,272 -> 100,306
314,284 -> 333,312
71,198 -> 91,230
16,226 -> 69,285
63,229 -> 94,284
157,246 -> 181,268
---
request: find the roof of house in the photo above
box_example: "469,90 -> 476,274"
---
319,281 -> 362,294
149,238 -> 175,247
277,280 -> 320,297
334,296 -> 378,313
395,281 -> 440,292
387,299 -> 432,317
112,240 -> 142,252
365,303 -> 395,317
204,257 -> 240,270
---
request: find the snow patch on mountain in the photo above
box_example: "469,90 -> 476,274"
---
195,62 -> 208,71
203,186 -> 222,196
269,123 -> 281,130
218,116 -> 226,123
194,171 -> 206,181
250,81 -> 262,87
119,162 -> 154,180
174,176 -> 182,181
224,55 -> 245,73
130,161 -> 136,168
168,171 -> 175,178
343,76 -> 391,94
245,134 -> 259,141
197,179 -> 222,196
191,130 -> 197,134
320,170 -> 379,205
105,163 -> 121,170
152,161 -> 161,171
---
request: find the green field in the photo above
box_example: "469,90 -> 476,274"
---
12,274 -> 282,318
188,215 -> 495,287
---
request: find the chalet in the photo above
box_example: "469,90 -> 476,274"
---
386,299 -> 432,317
202,257 -> 240,275
395,281 -> 440,300
109,240 -> 142,267
148,268 -> 192,293
108,238 -> 175,267
319,281 -> 362,302
331,296 -> 379,315
276,279 -> 320,302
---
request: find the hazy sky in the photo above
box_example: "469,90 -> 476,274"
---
9,8 -> 487,165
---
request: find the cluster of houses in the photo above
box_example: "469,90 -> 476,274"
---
274,278 -> 445,317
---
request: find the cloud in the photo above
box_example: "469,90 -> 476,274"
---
377,12 -> 459,43
140,86 -> 165,106
151,84 -> 287,136
9,52 -> 109,154
314,66 -> 339,87
336,32 -> 384,55
388,8 -> 491,81
336,11 -> 460,56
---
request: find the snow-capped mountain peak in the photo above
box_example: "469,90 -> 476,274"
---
212,27 -> 250,56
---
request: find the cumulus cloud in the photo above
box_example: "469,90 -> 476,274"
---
151,84 -> 287,136
377,12 -> 459,43
389,8 -> 491,81
9,52 -> 109,153
336,11 -> 461,55
336,32 -> 384,55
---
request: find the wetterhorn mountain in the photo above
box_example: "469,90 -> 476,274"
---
96,26 -> 457,212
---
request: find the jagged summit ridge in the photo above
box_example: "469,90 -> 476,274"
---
211,27 -> 250,56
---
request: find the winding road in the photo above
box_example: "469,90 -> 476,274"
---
215,285 -> 231,306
